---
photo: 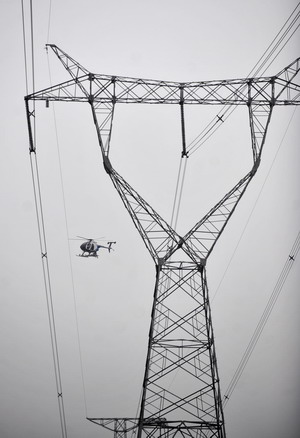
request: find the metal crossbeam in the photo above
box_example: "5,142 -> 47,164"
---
87,418 -> 139,438
27,61 -> 300,106
27,46 -> 300,108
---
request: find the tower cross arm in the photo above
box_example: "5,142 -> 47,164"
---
184,57 -> 300,106
43,45 -> 300,106
46,44 -> 90,79
273,57 -> 300,104
87,417 -> 139,433
25,76 -> 92,103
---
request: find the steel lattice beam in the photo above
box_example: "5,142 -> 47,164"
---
28,47 -> 300,107
25,46 -> 300,438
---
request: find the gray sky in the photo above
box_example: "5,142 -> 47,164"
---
0,1 -> 299,437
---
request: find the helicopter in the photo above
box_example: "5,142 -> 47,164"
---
75,236 -> 116,258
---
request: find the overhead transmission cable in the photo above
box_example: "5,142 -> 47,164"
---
212,106 -> 298,303
22,1 -> 68,437
211,7 -> 300,407
186,2 -> 300,157
46,0 -> 52,43
45,45 -> 89,417
44,0 -> 89,419
250,3 -> 300,77
21,0 -> 29,95
170,157 -> 188,230
213,106 -> 298,401
169,3 -> 300,231
223,230 -> 300,407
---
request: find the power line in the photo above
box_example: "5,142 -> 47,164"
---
29,0 -> 35,95
29,141 -> 68,438
46,49 -> 89,417
46,0 -> 52,44
186,3 -> 300,156
170,156 -> 188,231
169,3 -> 300,232
213,106 -> 298,403
212,106 -> 298,303
223,230 -> 300,407
253,6 -> 300,76
22,1 -> 68,436
21,0 -> 29,95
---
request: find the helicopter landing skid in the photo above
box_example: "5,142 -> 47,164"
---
77,253 -> 98,258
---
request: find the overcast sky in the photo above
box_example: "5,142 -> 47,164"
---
1,1 -> 299,438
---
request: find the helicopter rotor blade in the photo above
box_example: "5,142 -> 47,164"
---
76,236 -> 105,241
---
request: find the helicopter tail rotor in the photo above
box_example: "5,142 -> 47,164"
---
107,241 -> 116,252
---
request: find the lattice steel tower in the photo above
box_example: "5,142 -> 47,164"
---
25,46 -> 300,438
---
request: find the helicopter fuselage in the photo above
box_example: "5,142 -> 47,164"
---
77,238 -> 115,257
80,240 -> 98,255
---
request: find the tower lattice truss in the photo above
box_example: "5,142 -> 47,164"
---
25,46 -> 300,438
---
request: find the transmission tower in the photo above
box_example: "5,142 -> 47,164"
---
25,46 -> 300,438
